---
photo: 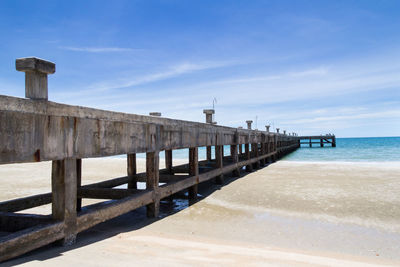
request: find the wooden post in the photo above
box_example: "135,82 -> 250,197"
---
251,143 -> 259,169
273,135 -> 278,161
260,139 -> 266,166
188,147 -> 199,202
165,150 -> 173,174
231,136 -> 240,177
332,136 -> 336,147
76,159 -> 82,212
309,138 -> 312,148
320,139 -> 324,147
215,145 -> 224,184
146,151 -> 160,218
245,143 -> 253,172
16,57 -> 55,100
52,159 -> 77,246
206,146 -> 212,161
127,153 -> 137,189
239,144 -> 243,155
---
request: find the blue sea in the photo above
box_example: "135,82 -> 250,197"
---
129,137 -> 400,162
283,137 -> 400,162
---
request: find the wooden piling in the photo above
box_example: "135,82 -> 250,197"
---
188,147 -> 199,202
127,154 -> 137,189
165,150 -> 173,174
245,144 -> 253,172
146,151 -> 160,218
76,159 -> 82,212
51,159 -> 77,246
215,145 -> 224,184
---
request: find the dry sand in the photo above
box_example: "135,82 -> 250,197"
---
1,159 -> 400,266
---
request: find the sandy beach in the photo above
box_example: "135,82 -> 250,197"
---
1,159 -> 400,266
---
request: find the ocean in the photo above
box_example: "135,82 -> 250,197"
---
283,137 -> 400,162
125,137 -> 400,162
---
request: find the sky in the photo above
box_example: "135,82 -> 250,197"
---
0,0 -> 399,137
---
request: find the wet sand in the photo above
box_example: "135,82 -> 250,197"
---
1,159 -> 400,266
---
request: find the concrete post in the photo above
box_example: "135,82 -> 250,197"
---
203,109 -> 215,124
246,120 -> 253,130
188,147 -> 199,203
204,109 -> 215,161
265,125 -> 270,132
52,159 -> 77,246
16,57 -> 55,100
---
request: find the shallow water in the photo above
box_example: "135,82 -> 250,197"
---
283,137 -> 400,162
125,136 -> 400,162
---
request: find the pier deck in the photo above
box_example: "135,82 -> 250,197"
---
0,57 -> 334,261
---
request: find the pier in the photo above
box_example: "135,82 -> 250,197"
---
0,57 -> 334,261
299,135 -> 336,147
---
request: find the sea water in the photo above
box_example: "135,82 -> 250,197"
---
122,137 -> 400,162
283,137 -> 400,162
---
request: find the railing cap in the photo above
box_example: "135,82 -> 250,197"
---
203,109 -> 215,115
16,57 -> 55,74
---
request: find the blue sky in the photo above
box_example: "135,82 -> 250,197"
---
0,0 -> 399,137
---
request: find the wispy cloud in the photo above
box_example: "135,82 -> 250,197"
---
59,46 -> 138,53
89,61 -> 232,91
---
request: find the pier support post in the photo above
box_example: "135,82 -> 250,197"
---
206,147 -> 212,161
273,135 -> 278,161
245,143 -> 253,172
260,138 -> 266,166
251,143 -> 259,169
188,147 -> 199,203
332,136 -> 336,147
309,138 -> 312,148
127,154 -> 137,189
215,145 -> 224,184
320,139 -> 324,147
76,159 -> 82,212
146,151 -> 160,218
165,150 -> 173,174
231,144 -> 240,177
52,159 -> 77,246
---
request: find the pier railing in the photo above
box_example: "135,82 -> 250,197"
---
0,57 -> 317,261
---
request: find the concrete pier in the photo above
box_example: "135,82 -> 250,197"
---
0,57 -> 334,262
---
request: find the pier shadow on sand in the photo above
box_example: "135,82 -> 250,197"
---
2,163 -> 275,266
